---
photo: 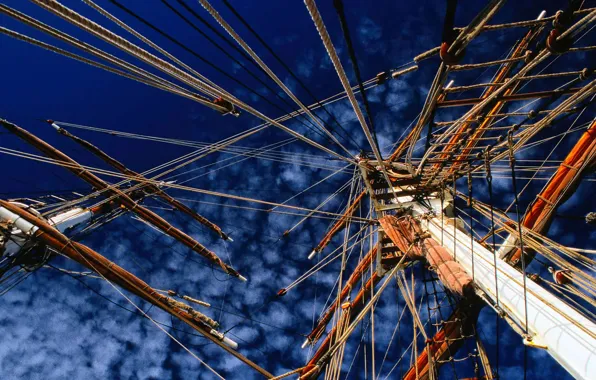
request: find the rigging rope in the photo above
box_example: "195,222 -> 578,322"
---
0,5 -> 218,109
153,0 -> 350,147
30,0 -> 356,164
219,0 -> 364,152
304,0 -> 405,210
197,0 -> 354,158
333,0 -> 378,143
0,144 -> 373,223
87,0 -> 226,96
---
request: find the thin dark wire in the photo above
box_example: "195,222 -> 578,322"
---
423,269 -> 436,377
428,269 -> 459,377
107,0 -> 337,147
175,0 -> 268,73
468,172 -> 475,280
485,151 -> 500,379
222,293 -> 285,335
208,303 -> 305,337
218,276 -> 229,322
508,132 -> 529,380
0,187 -> 91,197
453,174 -> 457,261
219,0 -> 364,151
162,0 -> 283,98
48,264 -> 209,338
333,0 -> 378,144
160,0 -> 343,148
125,213 -> 227,275
228,331 -> 269,357
50,260 -> 302,338
0,272 -> 33,295
155,211 -> 308,336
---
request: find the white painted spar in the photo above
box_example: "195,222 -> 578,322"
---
48,207 -> 93,232
1,203 -> 93,257
0,206 -> 38,233
0,205 -> 40,256
410,199 -> 596,380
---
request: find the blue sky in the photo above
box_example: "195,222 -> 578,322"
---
0,0 -> 594,379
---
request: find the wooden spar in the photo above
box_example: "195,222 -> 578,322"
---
402,302 -> 483,380
437,87 -> 581,107
379,215 -> 474,297
302,272 -> 383,379
306,246 -> 376,345
310,191 -> 366,257
377,214 -> 480,378
505,118 -> 596,266
0,200 -> 272,378
303,217 -> 473,376
50,122 -> 231,240
434,25 -> 540,175
0,119 -> 243,280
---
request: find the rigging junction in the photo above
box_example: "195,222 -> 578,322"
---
1,0 -> 596,379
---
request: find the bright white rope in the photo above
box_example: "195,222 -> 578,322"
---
197,0 -> 354,158
303,0 -> 378,159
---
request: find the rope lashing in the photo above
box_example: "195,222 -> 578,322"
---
547,1 -> 584,54
373,64 -> 419,86
415,46 -> 441,63
449,51 -> 531,71
586,212 -> 596,225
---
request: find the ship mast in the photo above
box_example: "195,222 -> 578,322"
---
1,0 -> 595,378
300,3 -> 596,379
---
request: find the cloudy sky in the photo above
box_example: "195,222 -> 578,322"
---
0,0 -> 594,379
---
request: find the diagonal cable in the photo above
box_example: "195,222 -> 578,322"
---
196,0 -> 354,158
304,0 -> 403,203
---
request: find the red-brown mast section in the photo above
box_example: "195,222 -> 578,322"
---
0,200 -> 271,378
